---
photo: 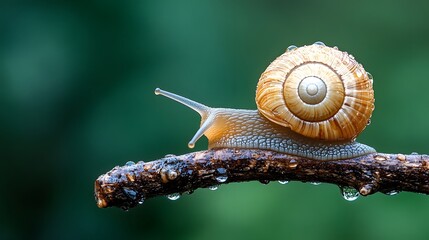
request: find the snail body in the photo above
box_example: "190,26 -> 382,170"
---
155,42 -> 376,160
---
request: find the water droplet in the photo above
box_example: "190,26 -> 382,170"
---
340,186 -> 360,201
165,154 -> 176,158
278,180 -> 289,185
167,193 -> 181,200
287,45 -> 297,51
411,152 -> 419,155
310,182 -> 321,186
216,176 -> 228,183
188,142 -> 195,148
154,88 -> 161,95
215,168 -> 228,182
259,180 -> 270,185
313,41 -> 326,46
367,72 -> 373,80
349,54 -> 355,59
333,46 -> 339,50
208,185 -> 219,191
123,187 -> 137,200
386,190 -> 399,196
138,197 -> 145,204
125,161 -> 135,166
289,159 -> 298,168
367,119 -> 371,126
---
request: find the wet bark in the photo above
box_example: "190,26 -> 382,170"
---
94,149 -> 429,210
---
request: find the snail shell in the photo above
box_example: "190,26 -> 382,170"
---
256,44 -> 374,141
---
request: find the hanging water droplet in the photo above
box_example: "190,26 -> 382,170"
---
411,152 -> 419,155
287,45 -> 297,51
310,182 -> 321,186
138,198 -> 145,205
313,41 -> 326,46
278,180 -> 289,185
165,154 -> 176,158
167,193 -> 181,200
385,190 -> 399,196
340,186 -> 360,201
367,72 -> 373,80
154,88 -> 161,95
208,185 -> 219,191
216,176 -> 228,183
333,46 -> 339,50
125,161 -> 135,166
349,54 -> 355,59
367,119 -> 371,126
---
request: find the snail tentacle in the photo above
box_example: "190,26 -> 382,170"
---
155,88 -> 216,148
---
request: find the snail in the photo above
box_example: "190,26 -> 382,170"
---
155,42 -> 375,160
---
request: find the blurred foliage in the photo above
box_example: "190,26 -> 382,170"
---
1,1 -> 429,240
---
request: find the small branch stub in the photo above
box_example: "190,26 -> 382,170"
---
94,149 -> 429,210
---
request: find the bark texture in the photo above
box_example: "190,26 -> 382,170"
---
94,149 -> 429,210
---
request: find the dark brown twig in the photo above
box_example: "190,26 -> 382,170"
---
94,148 -> 429,209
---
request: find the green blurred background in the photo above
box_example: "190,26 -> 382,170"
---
2,1 -> 429,239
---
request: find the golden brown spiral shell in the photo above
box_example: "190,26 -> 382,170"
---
255,44 -> 374,141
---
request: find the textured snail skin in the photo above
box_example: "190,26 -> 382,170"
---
155,88 -> 375,161
206,109 -> 375,160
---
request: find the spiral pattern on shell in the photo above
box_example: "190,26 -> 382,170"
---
255,44 -> 374,141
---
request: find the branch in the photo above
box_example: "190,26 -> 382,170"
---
94,149 -> 429,210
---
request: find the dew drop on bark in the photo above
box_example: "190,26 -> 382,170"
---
216,168 -> 228,183
125,161 -> 135,166
167,193 -> 181,200
123,187 -> 137,200
216,176 -> 228,183
340,186 -> 360,201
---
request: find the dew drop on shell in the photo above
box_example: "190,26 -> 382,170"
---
287,45 -> 298,51
313,41 -> 326,46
